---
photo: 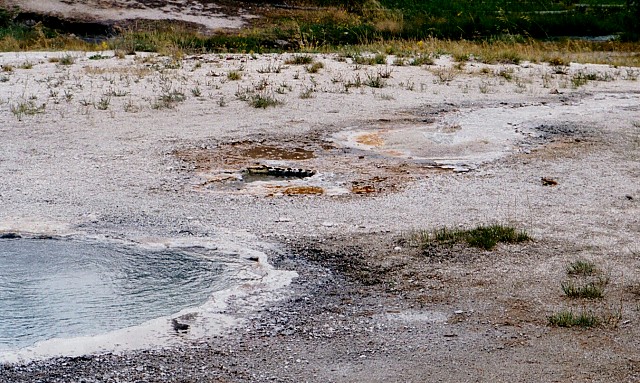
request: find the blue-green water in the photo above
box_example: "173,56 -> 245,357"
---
0,239 -> 227,351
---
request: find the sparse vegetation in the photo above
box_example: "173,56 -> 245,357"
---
561,280 -> 605,299
285,55 -> 314,65
153,87 -> 186,109
58,55 -> 75,65
547,56 -> 569,67
96,95 -> 111,110
410,54 -> 435,66
417,224 -> 530,251
548,310 -> 599,328
257,61 -> 283,73
299,86 -> 315,99
378,66 -> 393,78
249,92 -> 282,108
497,68 -> 514,81
365,72 -> 385,88
432,67 -> 458,84
10,100 -> 46,120
551,260 -> 621,329
227,70 -> 242,81
353,53 -> 387,66
306,62 -> 324,73
567,260 -> 596,276
479,80 -> 492,94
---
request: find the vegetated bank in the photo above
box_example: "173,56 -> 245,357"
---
0,0 -> 638,64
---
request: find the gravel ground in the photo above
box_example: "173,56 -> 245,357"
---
0,50 -> 639,382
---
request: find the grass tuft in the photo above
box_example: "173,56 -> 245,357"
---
561,281 -> 605,299
418,224 -> 530,251
566,260 -> 596,276
365,72 -> 386,88
227,70 -> 242,81
58,54 -> 75,65
152,88 -> 186,109
285,55 -> 314,65
249,92 -> 283,108
306,61 -> 324,73
410,54 -> 435,66
10,100 -> 46,120
548,310 -> 599,328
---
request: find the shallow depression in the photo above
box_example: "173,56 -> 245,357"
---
0,238 -> 232,352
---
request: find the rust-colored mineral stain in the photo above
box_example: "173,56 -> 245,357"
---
351,185 -> 376,194
283,186 -> 324,195
355,132 -> 384,147
383,150 -> 404,157
240,145 -> 315,160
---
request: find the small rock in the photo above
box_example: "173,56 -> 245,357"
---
444,333 -> 458,338
172,319 -> 189,333
541,177 -> 558,186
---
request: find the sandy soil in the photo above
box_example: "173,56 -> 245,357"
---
0,49 -> 639,382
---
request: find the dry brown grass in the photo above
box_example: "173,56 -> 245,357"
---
338,38 -> 640,67
83,66 -> 153,77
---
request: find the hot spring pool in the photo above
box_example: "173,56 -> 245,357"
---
0,238 -> 231,352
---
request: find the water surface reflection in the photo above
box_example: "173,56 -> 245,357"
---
0,238 -> 227,351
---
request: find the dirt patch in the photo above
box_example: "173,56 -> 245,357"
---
173,136 -> 448,196
282,185 -> 324,195
355,131 -> 385,147
240,145 -> 315,160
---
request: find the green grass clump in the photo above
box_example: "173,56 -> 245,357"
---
59,54 -> 75,65
561,281 -> 605,299
410,55 -> 435,66
354,53 -> 387,65
285,55 -> 314,65
566,260 -> 596,276
419,224 -> 530,251
548,310 -> 599,328
249,92 -> 282,108
227,70 -> 242,81
152,89 -> 186,109
10,100 -> 45,120
365,72 -> 386,88
305,61 -> 324,73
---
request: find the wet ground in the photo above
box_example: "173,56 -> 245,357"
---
1,0 -> 258,34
